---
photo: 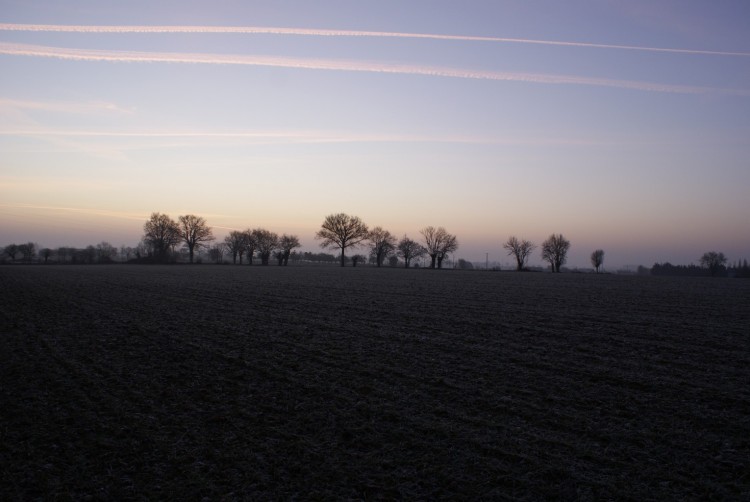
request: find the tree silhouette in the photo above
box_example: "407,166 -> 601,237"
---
397,236 -> 426,268
278,234 -> 301,266
3,244 -> 18,262
350,254 -> 366,267
541,234 -> 571,273
253,229 -> 279,266
315,213 -> 369,267
178,214 -> 214,263
591,249 -> 605,273
40,247 -> 53,264
243,229 -> 256,265
437,233 -> 458,269
503,236 -> 535,271
421,226 -> 455,269
224,230 -> 247,264
699,251 -> 727,276
208,243 -> 225,264
143,213 -> 181,263
368,226 -> 397,267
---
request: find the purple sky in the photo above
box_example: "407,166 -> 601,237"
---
1,1 -> 749,268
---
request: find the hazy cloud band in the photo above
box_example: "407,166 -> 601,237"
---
1,23 -> 748,57
2,42 -> 743,95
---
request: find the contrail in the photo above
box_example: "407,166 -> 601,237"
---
2,42 -> 744,95
0,127 -> 608,146
0,202 -> 149,221
1,23 -> 748,57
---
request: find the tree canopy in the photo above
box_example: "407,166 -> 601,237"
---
315,213 -> 369,267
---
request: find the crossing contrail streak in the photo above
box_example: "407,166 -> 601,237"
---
2,42 -> 745,96
1,23 -> 749,57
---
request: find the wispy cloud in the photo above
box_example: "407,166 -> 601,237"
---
1,23 -> 748,57
2,42 -> 744,95
0,126 -> 627,147
0,202 -> 148,221
0,98 -> 133,114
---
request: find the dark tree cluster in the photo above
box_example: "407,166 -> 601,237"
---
314,213 -> 459,268
1,241 -> 122,265
652,252 -> 747,278
221,228 -> 301,266
503,234 -> 573,273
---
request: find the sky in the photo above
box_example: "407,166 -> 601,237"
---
1,0 -> 749,269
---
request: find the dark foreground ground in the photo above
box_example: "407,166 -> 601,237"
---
1,265 -> 748,500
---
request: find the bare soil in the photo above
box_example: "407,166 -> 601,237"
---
1,265 -> 748,500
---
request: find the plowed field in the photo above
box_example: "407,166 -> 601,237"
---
1,265 -> 748,500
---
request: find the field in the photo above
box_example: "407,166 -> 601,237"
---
1,265 -> 748,500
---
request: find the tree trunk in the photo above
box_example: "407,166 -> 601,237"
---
340,248 -> 346,267
429,254 -> 437,269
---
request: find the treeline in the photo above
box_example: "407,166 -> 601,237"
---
651,260 -> 750,278
3,211 -> 745,275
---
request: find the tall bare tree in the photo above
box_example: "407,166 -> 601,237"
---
437,233 -> 458,269
178,214 -> 214,263
421,226 -> 454,269
699,251 -> 727,276
253,228 -> 279,266
590,249 -> 605,273
368,226 -> 397,267
315,213 -> 369,267
541,233 -> 571,273
224,230 -> 247,264
397,236 -> 426,268
503,236 -> 535,271
243,229 -> 256,265
278,234 -> 301,266
143,213 -> 181,263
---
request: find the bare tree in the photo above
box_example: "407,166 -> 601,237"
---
207,243 -> 225,264
253,228 -> 279,266
96,241 -> 117,263
541,233 -> 571,273
278,234 -> 301,266
419,226 -> 457,269
503,236 -> 535,271
143,213 -> 181,263
120,245 -> 134,262
178,214 -> 214,263
437,233 -> 458,269
242,230 -> 256,265
3,243 -> 18,262
700,251 -> 727,276
17,242 -> 36,263
224,230 -> 247,264
368,226 -> 397,267
40,247 -> 53,264
315,213 -> 369,267
397,236 -> 426,268
591,249 -> 605,273
420,226 -> 443,269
